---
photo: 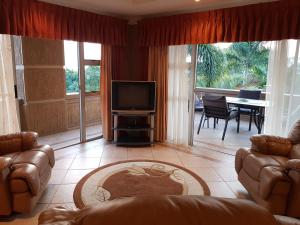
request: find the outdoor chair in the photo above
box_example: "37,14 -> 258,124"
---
197,95 -> 239,140
237,89 -> 261,131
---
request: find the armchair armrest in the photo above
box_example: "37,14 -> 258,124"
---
250,135 -> 293,157
0,157 -> 13,215
259,166 -> 290,200
285,159 -> 300,171
0,157 -> 12,179
10,164 -> 40,196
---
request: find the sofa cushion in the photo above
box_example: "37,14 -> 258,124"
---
243,153 -> 288,180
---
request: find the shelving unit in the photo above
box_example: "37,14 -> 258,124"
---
112,112 -> 155,146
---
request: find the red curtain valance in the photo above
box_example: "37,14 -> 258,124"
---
138,0 -> 300,46
0,0 -> 128,46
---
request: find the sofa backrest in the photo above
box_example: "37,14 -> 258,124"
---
0,132 -> 38,156
38,196 -> 279,225
0,133 -> 23,155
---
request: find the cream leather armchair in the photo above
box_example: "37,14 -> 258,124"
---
235,120 -> 300,218
0,132 -> 55,215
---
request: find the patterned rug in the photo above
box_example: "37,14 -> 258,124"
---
73,160 -> 210,208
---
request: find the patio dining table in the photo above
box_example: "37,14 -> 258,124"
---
226,96 -> 267,134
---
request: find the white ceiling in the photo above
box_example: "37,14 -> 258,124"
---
40,0 -> 276,20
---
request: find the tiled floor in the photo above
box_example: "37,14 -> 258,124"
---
1,119 -> 255,224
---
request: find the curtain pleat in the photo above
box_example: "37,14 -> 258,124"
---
101,45 -> 113,140
0,0 -> 127,46
0,35 -> 20,134
100,45 -> 127,140
264,40 -> 300,136
148,47 -> 168,142
138,0 -> 300,46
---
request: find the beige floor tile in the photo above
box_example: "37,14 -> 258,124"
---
70,157 -> 100,169
186,167 -> 223,182
153,155 -> 183,166
215,167 -> 238,181
152,148 -> 179,158
226,181 -> 251,199
49,170 -> 68,184
76,148 -> 104,158
51,184 -> 76,203
179,155 -> 213,167
127,148 -> 153,158
62,169 -> 93,184
39,184 -> 59,203
101,147 -> 128,159
53,158 -> 74,170
99,157 -> 127,166
206,182 -> 236,198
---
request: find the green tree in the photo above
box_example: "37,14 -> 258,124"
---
225,42 -> 269,89
196,44 -> 224,87
65,69 -> 79,93
85,66 -> 100,92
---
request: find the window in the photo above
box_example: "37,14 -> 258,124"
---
64,41 -> 101,94
64,41 -> 79,94
195,42 -> 271,90
85,65 -> 100,92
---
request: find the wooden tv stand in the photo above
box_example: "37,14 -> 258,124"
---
112,112 -> 154,146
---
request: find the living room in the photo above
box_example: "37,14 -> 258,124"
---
0,0 -> 300,225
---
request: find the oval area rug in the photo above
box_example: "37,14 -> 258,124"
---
74,160 -> 210,208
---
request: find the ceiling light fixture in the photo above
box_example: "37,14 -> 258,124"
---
195,0 -> 200,2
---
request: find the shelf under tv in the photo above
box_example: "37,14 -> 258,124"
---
115,136 -> 154,146
112,111 -> 155,147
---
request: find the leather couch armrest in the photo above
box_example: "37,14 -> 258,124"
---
31,145 -> 55,168
235,148 -> 251,173
259,166 -> 291,200
10,164 -> 40,196
0,157 -> 13,215
21,132 -> 38,151
250,135 -> 293,157
0,157 -> 12,172
285,159 -> 300,171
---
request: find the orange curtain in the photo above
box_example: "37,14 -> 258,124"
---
100,45 -> 113,140
0,0 -> 127,45
100,45 -> 127,140
148,47 -> 168,142
138,0 -> 300,46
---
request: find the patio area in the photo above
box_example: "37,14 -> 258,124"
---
193,112 -> 258,156
38,124 -> 102,150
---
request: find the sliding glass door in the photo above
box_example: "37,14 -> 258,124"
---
78,42 -> 102,142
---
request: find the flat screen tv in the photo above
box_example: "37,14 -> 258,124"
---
111,81 -> 156,112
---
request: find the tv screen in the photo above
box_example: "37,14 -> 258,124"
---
112,81 -> 156,112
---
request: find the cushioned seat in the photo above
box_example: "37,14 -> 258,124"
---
235,120 -> 300,218
0,132 -> 55,215
243,153 -> 288,180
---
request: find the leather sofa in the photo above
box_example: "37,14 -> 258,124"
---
0,132 -> 55,215
235,120 -> 300,218
38,195 -> 280,225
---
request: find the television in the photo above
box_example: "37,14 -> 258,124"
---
111,81 -> 156,112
